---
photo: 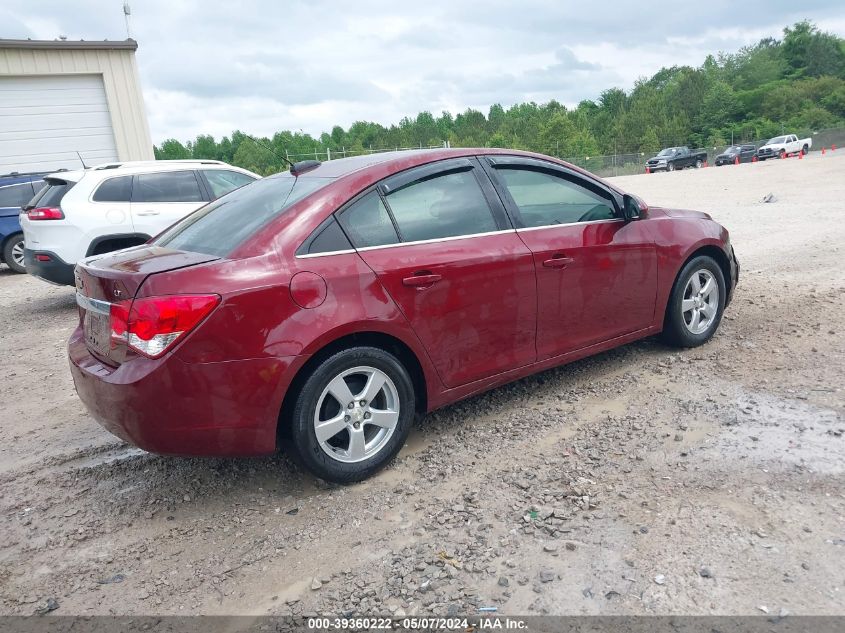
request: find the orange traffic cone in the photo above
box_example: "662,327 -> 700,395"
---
799,150 -> 803,159
752,155 -> 758,163
833,144 -> 837,151
645,166 -> 650,174
822,147 -> 826,155
734,156 -> 739,165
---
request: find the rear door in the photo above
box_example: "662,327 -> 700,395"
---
482,156 -> 657,359
338,158 -> 537,388
130,170 -> 207,238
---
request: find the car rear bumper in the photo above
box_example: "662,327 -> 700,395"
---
24,248 -> 75,285
68,328 -> 298,457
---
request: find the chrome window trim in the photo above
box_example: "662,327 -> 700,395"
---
293,229 -> 517,259
295,248 -> 357,259
356,228 -> 516,252
76,293 -> 111,315
515,218 -> 624,233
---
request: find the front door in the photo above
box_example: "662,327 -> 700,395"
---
338,159 -> 537,388
482,157 -> 657,359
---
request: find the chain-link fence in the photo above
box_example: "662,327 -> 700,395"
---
271,127 -> 845,179
556,127 -> 845,178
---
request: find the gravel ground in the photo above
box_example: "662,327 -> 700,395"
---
0,153 -> 843,617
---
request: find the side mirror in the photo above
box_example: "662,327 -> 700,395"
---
622,194 -> 645,221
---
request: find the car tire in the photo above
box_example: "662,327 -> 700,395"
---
802,144 -> 809,154
287,346 -> 415,483
779,149 -> 786,159
3,233 -> 26,274
668,163 -> 675,172
661,255 -> 726,348
695,159 -> 702,169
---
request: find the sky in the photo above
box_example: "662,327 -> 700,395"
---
3,1 -> 845,145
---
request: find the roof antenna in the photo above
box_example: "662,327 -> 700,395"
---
123,2 -> 132,39
242,134 -> 295,171
76,151 -> 88,169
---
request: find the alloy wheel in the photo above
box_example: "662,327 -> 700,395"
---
313,366 -> 400,463
681,269 -> 719,335
11,239 -> 25,269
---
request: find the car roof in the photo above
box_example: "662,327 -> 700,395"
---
42,160 -> 260,183
0,171 -> 58,184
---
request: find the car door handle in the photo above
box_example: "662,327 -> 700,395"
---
136,210 -> 160,216
542,255 -> 574,269
402,273 -> 442,287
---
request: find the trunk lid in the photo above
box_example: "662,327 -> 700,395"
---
75,246 -> 220,364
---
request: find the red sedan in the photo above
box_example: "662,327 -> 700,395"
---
69,149 -> 738,482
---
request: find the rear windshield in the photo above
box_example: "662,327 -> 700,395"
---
29,179 -> 73,208
154,174 -> 333,257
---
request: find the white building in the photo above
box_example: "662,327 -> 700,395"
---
0,38 -> 153,173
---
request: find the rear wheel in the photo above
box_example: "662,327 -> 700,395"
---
662,255 -> 726,348
695,159 -> 702,169
802,144 -> 809,154
3,234 -> 26,273
288,346 -> 415,483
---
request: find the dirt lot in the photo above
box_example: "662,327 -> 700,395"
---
1,153 -> 843,618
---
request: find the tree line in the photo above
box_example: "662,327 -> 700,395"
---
154,21 -> 845,174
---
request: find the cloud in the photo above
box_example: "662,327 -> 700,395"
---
1,0 -> 844,143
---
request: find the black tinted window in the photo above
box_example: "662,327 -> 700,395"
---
30,180 -> 73,208
308,218 -> 352,254
133,171 -> 203,203
203,170 -> 256,199
385,170 -> 496,242
0,182 -> 34,208
338,192 -> 399,248
93,176 -> 132,202
156,175 -> 332,257
497,168 -> 616,227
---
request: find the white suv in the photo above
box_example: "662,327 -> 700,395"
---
21,160 -> 259,285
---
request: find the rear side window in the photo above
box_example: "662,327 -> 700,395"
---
0,182 -> 35,208
203,170 -> 256,199
30,180 -> 73,208
338,192 -> 399,248
384,170 -> 496,242
132,171 -> 203,203
92,175 -> 132,202
155,175 -> 332,257
496,168 -> 616,227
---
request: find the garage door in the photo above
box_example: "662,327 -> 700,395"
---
0,74 -> 119,174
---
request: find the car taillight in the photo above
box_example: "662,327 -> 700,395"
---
27,207 -> 64,220
109,294 -> 220,358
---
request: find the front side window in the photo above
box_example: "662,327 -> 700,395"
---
338,191 -> 399,248
0,182 -> 34,208
384,170 -> 497,242
93,175 -> 132,202
132,171 -> 203,203
496,168 -> 617,227
203,170 -> 256,199
155,174 -> 332,257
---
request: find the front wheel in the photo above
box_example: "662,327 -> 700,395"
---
779,149 -> 786,159
287,346 -> 415,483
662,256 -> 726,348
3,234 -> 26,273
668,163 -> 675,172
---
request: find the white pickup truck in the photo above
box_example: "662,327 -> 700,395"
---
755,134 -> 812,160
